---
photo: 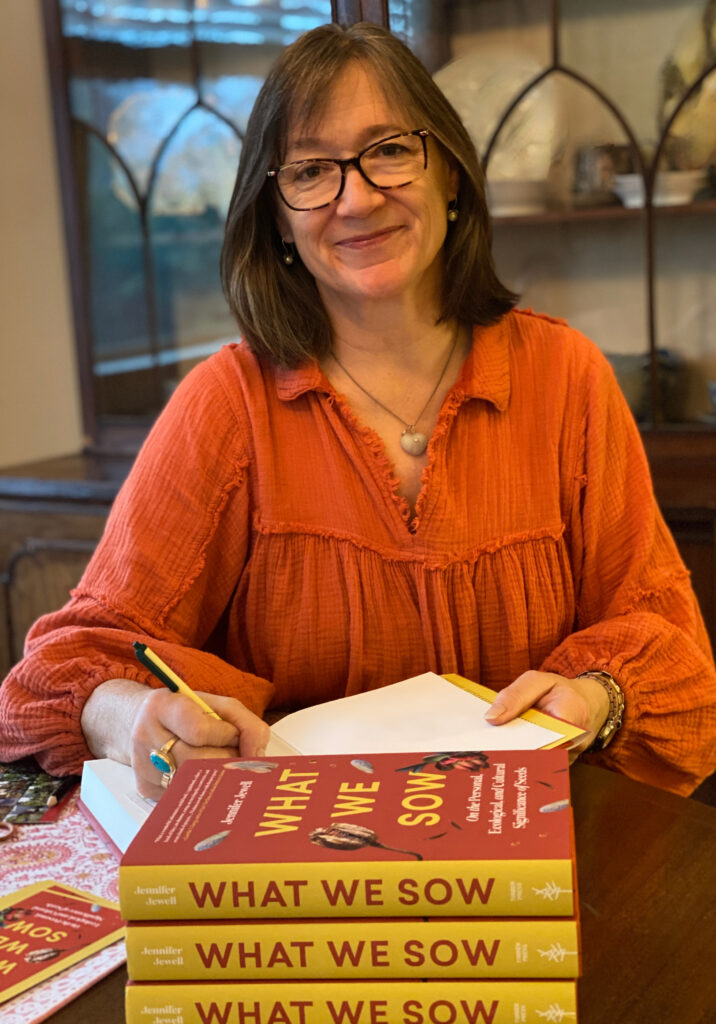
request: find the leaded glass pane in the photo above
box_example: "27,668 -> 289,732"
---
58,0 -> 332,429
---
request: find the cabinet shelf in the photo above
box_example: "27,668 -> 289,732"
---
493,197 -> 716,227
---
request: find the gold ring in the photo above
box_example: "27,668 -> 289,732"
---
149,736 -> 179,781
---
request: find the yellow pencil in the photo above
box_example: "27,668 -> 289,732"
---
133,642 -> 222,720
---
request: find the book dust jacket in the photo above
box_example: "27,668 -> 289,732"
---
125,979 -> 579,1024
120,749 -> 575,920
0,880 -> 124,1004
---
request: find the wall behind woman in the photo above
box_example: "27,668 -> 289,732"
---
0,0 -> 82,470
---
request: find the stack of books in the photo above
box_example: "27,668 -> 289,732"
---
119,748 -> 580,1023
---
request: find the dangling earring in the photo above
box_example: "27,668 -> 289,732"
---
447,199 -> 459,223
281,240 -> 296,265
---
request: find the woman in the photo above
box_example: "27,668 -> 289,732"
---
1,23 -> 715,799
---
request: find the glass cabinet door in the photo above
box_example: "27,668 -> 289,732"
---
55,0 -> 332,427
388,0 -> 716,427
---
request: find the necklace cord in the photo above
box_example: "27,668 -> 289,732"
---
331,324 -> 460,432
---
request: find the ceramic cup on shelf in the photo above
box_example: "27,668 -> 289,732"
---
612,169 -> 707,208
573,143 -> 634,206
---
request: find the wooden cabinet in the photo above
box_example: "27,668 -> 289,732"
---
0,456 -> 130,678
642,431 -> 716,648
389,0 -> 716,428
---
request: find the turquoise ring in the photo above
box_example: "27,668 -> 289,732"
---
149,736 -> 178,784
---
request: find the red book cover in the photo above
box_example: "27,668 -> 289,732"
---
0,881 -> 125,1006
120,750 -> 575,920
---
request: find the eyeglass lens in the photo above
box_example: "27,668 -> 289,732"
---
277,133 -> 427,210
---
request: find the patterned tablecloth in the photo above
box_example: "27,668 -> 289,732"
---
0,791 -> 126,1024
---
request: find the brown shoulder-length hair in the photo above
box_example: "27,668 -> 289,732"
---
220,22 -> 517,367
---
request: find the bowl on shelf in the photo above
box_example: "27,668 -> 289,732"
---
487,179 -> 549,216
612,170 -> 707,208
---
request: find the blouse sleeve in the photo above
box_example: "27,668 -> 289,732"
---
0,355 -> 275,775
541,346 -> 716,795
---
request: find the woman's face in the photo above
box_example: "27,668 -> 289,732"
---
274,63 -> 457,318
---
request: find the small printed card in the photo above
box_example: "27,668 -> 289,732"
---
0,880 -> 124,1005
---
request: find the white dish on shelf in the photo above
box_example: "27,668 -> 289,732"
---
487,178 -> 549,216
613,170 -> 706,208
434,50 -> 565,184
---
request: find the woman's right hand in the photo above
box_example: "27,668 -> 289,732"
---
131,687 -> 269,800
81,678 -> 269,801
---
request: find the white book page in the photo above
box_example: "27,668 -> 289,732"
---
81,759 -> 153,821
268,672 -> 566,755
80,759 -> 155,852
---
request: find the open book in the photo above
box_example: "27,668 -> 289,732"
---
80,671 -> 585,854
265,671 -> 584,755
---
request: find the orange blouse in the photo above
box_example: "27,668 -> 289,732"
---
1,309 -> 715,795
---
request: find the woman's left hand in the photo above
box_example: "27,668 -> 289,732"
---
484,670 -> 610,761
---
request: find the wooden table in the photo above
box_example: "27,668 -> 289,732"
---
44,762 -> 716,1024
572,762 -> 716,1022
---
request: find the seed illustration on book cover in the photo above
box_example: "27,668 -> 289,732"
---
194,830 -> 231,851
396,751 -> 491,773
25,948 -> 64,963
539,799 -> 570,813
309,821 -> 424,860
224,760 -> 279,773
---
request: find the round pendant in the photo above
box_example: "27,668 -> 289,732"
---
400,430 -> 429,456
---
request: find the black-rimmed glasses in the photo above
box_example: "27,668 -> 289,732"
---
268,129 -> 430,211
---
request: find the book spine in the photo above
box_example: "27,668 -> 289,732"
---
125,978 -> 578,1024
126,917 -> 580,980
119,859 -> 574,920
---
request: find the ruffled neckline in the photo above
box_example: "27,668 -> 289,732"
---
272,317 -> 514,533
